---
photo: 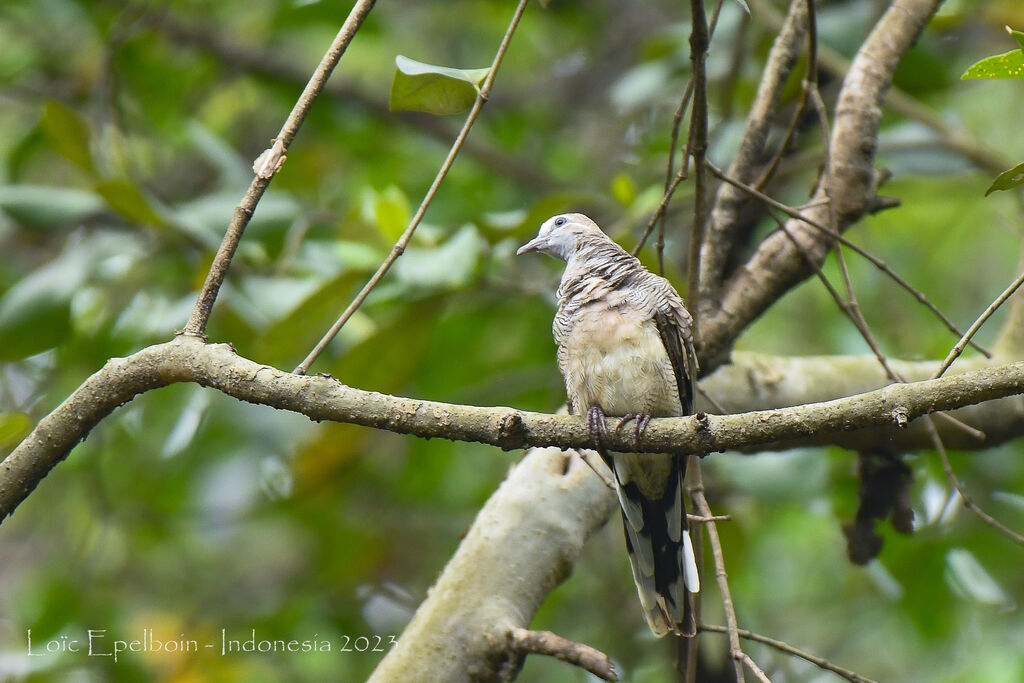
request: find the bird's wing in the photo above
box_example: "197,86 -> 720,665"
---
653,307 -> 696,416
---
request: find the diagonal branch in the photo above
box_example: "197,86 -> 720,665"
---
748,0 -> 1012,177
699,0 -> 809,317
367,447 -> 618,682
153,12 -> 551,191
699,624 -> 880,683
293,0 -> 530,375
700,0 -> 944,369
183,0 -> 376,336
707,163 -> 990,357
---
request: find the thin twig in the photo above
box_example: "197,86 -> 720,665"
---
633,165 -> 691,257
686,0 -> 711,313
934,270 -> 1024,379
504,627 -> 618,681
293,0 -> 529,375
768,207 -> 983,443
683,453 -> 704,683
699,624 -> 880,683
706,162 -> 990,357
739,652 -> 773,683
656,79 -> 695,271
696,382 -> 728,414
691,463 -> 747,683
698,0 -> 809,313
183,0 -> 376,336
154,12 -> 550,191
688,513 -> 733,523
573,449 -> 616,489
636,0 -> 726,264
745,0 -> 1011,177
752,0 -> 819,191
924,418 -> 1024,546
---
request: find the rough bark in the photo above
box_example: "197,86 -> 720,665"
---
4,337 -> 1023,524
368,447 -> 617,682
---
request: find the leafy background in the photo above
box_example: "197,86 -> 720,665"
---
1,0 -> 1024,680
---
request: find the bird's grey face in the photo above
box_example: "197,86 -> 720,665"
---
516,214 -> 584,261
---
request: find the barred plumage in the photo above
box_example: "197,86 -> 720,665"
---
518,212 -> 699,637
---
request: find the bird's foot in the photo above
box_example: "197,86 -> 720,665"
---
616,412 -> 651,448
585,405 -> 608,449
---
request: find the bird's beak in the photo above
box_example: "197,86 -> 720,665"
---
517,236 -> 545,255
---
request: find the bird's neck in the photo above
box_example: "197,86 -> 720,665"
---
557,238 -> 639,306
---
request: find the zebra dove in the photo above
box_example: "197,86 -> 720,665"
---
518,212 -> 700,637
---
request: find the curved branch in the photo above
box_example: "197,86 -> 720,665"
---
701,0 -> 943,367
4,336 -> 1024,523
699,0 -> 808,313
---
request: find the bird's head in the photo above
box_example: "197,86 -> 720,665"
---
516,213 -> 604,261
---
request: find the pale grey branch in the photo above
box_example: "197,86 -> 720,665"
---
4,337 -> 1024,524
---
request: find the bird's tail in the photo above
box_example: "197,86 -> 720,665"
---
612,453 -> 699,637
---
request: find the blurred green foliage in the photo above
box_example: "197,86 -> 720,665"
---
0,0 -> 1023,681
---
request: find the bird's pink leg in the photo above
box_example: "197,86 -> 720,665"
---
585,405 -> 608,449
616,413 -> 651,448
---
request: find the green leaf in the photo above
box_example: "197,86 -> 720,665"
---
389,55 -> 490,115
95,179 -> 168,227
610,172 -> 637,206
961,49 -> 1024,79
0,260 -> 84,360
984,161 -> 1024,196
394,224 -> 487,289
0,185 -> 104,229
945,548 -> 1012,607
0,412 -> 31,449
40,100 -> 96,174
1008,26 -> 1024,52
373,185 -> 411,241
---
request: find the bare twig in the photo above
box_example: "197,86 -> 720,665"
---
504,628 -> 617,681
633,165 -> 691,257
691,464 -> 747,683
573,449 -> 616,489
752,0 -> 820,192
706,162 -> 990,357
768,206 -> 983,443
648,0 -> 726,272
653,79 -> 695,270
925,418 -> 1024,546
687,0 -> 711,316
154,12 -> 550,191
696,383 -> 729,414
739,652 -> 773,683
293,0 -> 529,375
688,513 -> 733,523
634,0 -> 725,263
934,270 -> 1024,379
699,624 -> 880,683
699,0 -> 809,316
747,0 -> 1012,177
183,0 -> 376,336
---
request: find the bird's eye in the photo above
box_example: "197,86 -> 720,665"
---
554,217 -> 567,227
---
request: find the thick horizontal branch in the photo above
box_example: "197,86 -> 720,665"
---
5,336 -> 1024,523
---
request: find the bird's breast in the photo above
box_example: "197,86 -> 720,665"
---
558,305 -> 681,417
